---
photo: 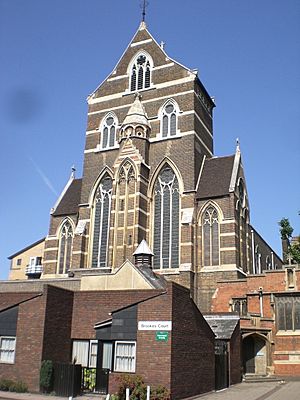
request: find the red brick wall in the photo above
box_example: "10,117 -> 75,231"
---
171,284 -> 215,398
72,290 -> 163,339
136,290 -> 172,393
42,285 -> 74,362
212,269 -> 300,377
0,292 -> 46,392
229,324 -> 241,384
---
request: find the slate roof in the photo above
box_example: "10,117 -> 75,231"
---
204,314 -> 239,340
197,155 -> 235,199
52,178 -> 82,216
138,264 -> 166,289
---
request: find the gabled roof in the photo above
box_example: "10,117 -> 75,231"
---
51,178 -> 82,216
88,21 -> 195,99
204,314 -> 239,340
196,155 -> 235,199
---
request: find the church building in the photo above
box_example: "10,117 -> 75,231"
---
2,19 -> 299,397
11,21 -> 281,308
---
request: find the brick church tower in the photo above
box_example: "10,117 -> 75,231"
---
33,22 -> 281,312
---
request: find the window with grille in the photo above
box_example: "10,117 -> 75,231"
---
101,115 -> 117,149
92,174 -> 112,268
202,206 -> 220,266
130,54 -> 151,92
114,341 -> 136,373
153,166 -> 179,269
276,296 -> 300,331
161,102 -> 178,138
58,220 -> 73,274
0,337 -> 16,364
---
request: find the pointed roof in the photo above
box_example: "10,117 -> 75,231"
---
122,93 -> 150,128
51,177 -> 82,216
196,155 -> 235,199
133,239 -> 154,256
88,22 -> 195,100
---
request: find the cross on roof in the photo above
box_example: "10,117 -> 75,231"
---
141,0 -> 149,22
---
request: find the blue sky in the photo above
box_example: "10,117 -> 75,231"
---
0,0 -> 299,279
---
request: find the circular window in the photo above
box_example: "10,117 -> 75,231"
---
106,117 -> 114,126
165,104 -> 174,114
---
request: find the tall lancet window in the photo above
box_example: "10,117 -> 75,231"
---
153,166 -> 180,269
130,54 -> 151,92
202,206 -> 220,266
58,220 -> 73,274
161,101 -> 178,138
101,115 -> 117,149
92,174 -> 113,268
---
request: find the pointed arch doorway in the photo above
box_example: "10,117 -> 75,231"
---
242,333 -> 268,375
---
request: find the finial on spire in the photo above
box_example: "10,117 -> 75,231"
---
141,0 -> 149,22
71,165 -> 76,179
236,138 -> 240,152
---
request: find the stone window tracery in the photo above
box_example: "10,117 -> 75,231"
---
58,220 -> 73,274
153,166 -> 180,269
202,206 -> 220,266
101,115 -> 117,149
130,54 -> 151,92
161,101 -> 178,138
92,174 -> 113,268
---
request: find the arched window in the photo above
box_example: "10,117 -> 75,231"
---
266,256 -> 272,270
58,220 -> 73,274
91,173 -> 113,268
130,54 -> 151,92
101,114 -> 117,149
153,166 -> 180,269
202,206 -> 220,266
161,101 -> 178,138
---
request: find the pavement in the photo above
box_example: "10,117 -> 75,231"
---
1,381 -> 300,400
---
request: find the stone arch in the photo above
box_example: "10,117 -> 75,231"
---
242,332 -> 270,375
148,157 -> 184,197
88,167 -> 114,207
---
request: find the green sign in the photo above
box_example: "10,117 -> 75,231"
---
156,331 -> 169,342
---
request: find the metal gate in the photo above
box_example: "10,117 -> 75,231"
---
53,363 -> 82,397
215,341 -> 229,391
82,367 -> 109,394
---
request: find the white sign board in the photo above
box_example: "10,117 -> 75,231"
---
181,208 -> 194,224
138,321 -> 172,331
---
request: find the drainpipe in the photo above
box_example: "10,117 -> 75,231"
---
259,287 -> 263,317
251,229 -> 255,274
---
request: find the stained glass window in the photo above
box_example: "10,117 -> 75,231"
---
92,174 -> 112,268
58,220 -> 73,274
202,206 -> 219,266
130,54 -> 151,92
153,166 -> 179,269
276,296 -> 300,331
